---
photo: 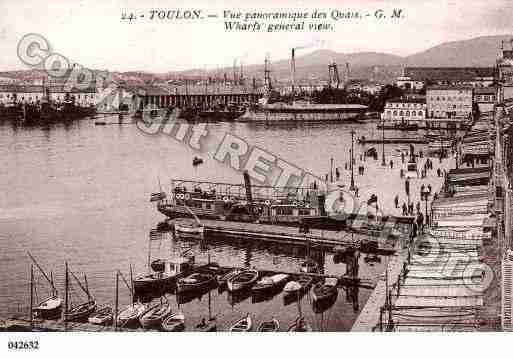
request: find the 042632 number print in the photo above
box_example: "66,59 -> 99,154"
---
7,340 -> 39,350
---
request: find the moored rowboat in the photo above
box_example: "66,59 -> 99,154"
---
312,278 -> 338,302
88,306 -> 113,325
33,296 -> 63,320
229,313 -> 252,332
65,300 -> 97,322
287,316 -> 312,332
139,302 -> 173,329
227,270 -> 259,292
176,272 -> 216,294
161,312 -> 185,332
252,274 -> 290,294
117,302 -> 147,328
258,318 -> 279,332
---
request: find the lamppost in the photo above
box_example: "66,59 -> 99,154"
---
423,190 -> 431,228
381,118 -> 386,166
350,129 -> 355,190
330,157 -> 334,183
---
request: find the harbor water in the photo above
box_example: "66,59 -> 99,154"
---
0,117 -> 447,331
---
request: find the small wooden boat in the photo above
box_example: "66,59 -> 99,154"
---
252,274 -> 290,294
174,218 -> 204,236
287,317 -> 312,332
133,255 -> 194,294
194,318 -> 217,332
217,269 -> 242,287
88,306 -> 113,325
284,276 -> 314,294
227,270 -> 259,292
177,272 -> 216,294
229,313 -> 252,332
312,278 -> 338,302
33,296 -> 63,320
258,318 -> 279,332
161,312 -> 185,332
117,302 -> 147,328
65,300 -> 97,322
300,259 -> 318,273
139,302 -> 173,329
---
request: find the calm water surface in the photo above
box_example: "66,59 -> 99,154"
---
0,117 -> 420,331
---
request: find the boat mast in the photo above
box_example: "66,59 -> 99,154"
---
84,274 -> 90,301
29,264 -> 34,330
50,271 -> 55,297
64,261 -> 69,329
69,267 -> 92,300
27,251 -> 58,295
114,271 -> 119,331
291,48 -> 296,104
129,264 -> 134,305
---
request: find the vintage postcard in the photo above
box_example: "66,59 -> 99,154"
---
0,0 -> 512,356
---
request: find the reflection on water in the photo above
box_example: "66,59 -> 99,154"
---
126,228 -> 386,331
0,117 -> 395,331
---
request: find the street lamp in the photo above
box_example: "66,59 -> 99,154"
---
330,157 -> 334,183
381,118 -> 386,166
423,190 -> 431,228
350,128 -> 355,191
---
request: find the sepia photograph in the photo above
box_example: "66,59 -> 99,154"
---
0,0 -> 512,356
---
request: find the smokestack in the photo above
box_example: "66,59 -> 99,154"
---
233,59 -> 238,85
240,61 -> 244,85
291,48 -> 296,100
243,170 -> 253,204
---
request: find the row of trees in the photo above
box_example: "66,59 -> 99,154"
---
310,84 -> 405,112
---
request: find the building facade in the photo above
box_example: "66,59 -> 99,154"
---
0,84 -> 96,107
426,86 -> 473,119
381,98 -> 426,125
400,67 -> 495,88
474,87 -> 497,113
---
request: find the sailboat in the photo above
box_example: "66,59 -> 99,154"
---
64,263 -> 97,322
28,252 -> 63,320
116,268 -> 148,329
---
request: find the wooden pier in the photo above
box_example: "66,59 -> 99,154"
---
358,137 -> 429,145
351,249 -> 409,331
168,218 -> 398,254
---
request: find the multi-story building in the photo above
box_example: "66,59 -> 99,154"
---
0,83 -> 96,107
474,87 -> 497,113
395,76 -> 424,91
381,97 -> 426,126
396,67 -> 495,91
426,86 -> 473,119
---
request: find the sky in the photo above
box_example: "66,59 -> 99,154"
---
1,0 -> 513,73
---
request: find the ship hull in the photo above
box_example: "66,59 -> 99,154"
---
238,109 -> 365,122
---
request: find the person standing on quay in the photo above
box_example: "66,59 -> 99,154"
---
390,159 -> 394,169
394,195 -> 399,208
402,202 -> 408,216
417,211 -> 425,234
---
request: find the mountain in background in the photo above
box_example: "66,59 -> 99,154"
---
2,35 -> 511,85
403,35 -> 511,67
168,35 -> 510,84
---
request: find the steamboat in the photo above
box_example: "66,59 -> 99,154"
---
155,176 -> 323,225
151,173 -> 413,239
